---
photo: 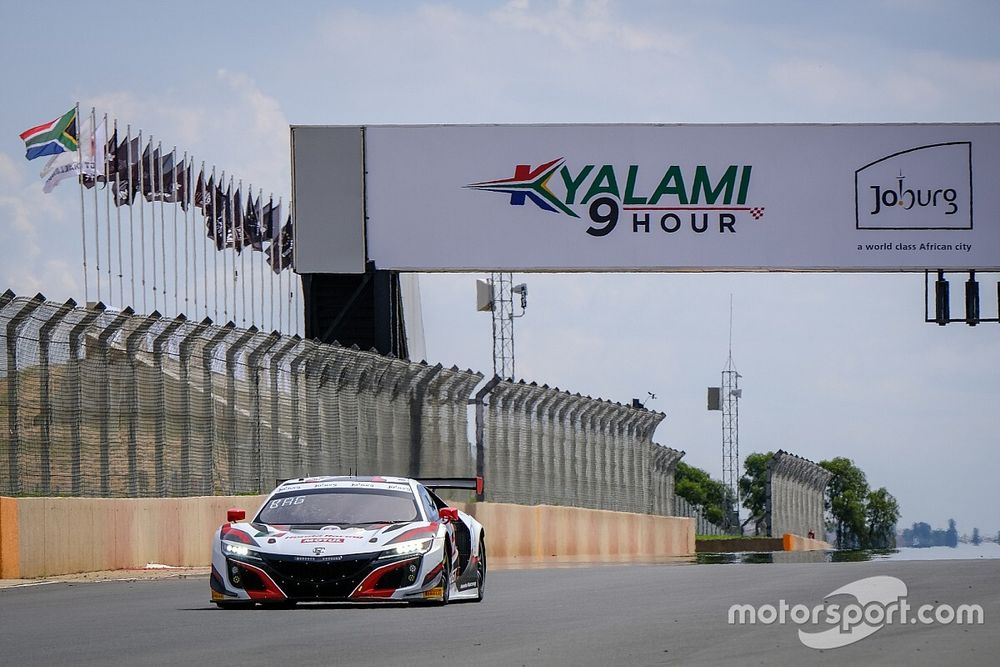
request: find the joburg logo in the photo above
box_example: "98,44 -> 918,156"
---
466,158 -> 764,237
855,142 -> 973,231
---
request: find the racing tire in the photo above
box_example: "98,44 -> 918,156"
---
433,551 -> 452,606
214,600 -> 255,610
473,537 -> 486,603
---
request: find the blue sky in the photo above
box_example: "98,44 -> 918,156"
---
2,1 -> 999,536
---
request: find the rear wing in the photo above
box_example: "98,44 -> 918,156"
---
416,477 -> 484,496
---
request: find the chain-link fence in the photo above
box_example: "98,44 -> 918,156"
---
1,292 -> 692,519
766,450 -> 832,538
0,292 -> 480,497
478,379 -> 666,514
673,496 -> 726,536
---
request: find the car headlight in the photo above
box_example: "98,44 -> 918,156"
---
223,541 -> 262,560
378,538 -> 434,559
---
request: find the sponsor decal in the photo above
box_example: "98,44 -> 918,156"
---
300,537 -> 346,544
467,158 -> 764,238
855,142 -> 972,231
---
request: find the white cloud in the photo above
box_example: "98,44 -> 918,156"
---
80,75 -> 291,196
489,0 -> 687,54
769,60 -> 870,108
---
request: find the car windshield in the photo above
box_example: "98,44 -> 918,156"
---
256,488 -> 422,525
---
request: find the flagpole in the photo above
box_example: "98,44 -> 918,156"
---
76,103 -> 90,304
239,179 -> 246,327
202,162 -> 209,320
183,151 -> 191,316
113,119 -> 124,307
138,132 -> 148,313
171,145 -> 179,316
293,271 -> 299,336
158,141 -> 168,316
102,113 -> 113,305
222,172 -> 230,323
127,125 -> 137,309
212,166 -> 219,323
251,187 -> 261,328
273,196 -> 281,332
278,233 -> 284,335
148,135 -> 160,313
90,108 -> 102,304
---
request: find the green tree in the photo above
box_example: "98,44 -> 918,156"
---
819,457 -> 869,549
738,452 -> 773,535
946,518 -> 958,548
865,487 -> 900,548
675,462 -> 734,529
908,521 -> 932,547
971,527 -> 981,546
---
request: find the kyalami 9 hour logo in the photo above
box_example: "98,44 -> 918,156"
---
466,158 -> 765,237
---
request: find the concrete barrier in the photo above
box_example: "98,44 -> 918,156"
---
0,497 -> 695,578
464,503 -> 694,567
782,532 -> 832,552
0,496 -> 266,579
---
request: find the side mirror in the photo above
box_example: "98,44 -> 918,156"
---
439,507 -> 460,523
227,508 -> 246,522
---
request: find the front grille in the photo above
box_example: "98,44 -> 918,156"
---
260,553 -> 379,599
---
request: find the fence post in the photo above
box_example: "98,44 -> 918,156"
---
408,363 -> 443,478
472,376 -> 500,501
67,304 -> 103,495
37,298 -> 76,494
302,343 -> 331,475
150,316 -> 186,495
223,327 -> 258,494
177,319 -> 210,492
95,308 -> 133,496
3,294 -> 46,496
531,389 -> 556,505
765,453 -> 776,537
201,323 -> 234,495
246,331 -> 281,492
124,312 -> 161,497
266,336 -> 302,487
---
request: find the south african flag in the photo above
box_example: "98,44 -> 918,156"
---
19,107 -> 78,161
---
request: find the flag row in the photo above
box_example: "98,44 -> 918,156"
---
20,107 -> 293,274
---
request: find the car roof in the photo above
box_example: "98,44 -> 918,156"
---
270,475 -> 417,494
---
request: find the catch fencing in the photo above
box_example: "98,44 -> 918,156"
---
1,292 -> 681,517
672,496 -> 726,536
0,292 -> 479,497
766,450 -> 832,539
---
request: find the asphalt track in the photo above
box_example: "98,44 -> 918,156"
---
1,559 -> 997,666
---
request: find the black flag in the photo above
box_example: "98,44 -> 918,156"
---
266,217 -> 293,274
111,136 -> 141,206
242,192 -> 263,250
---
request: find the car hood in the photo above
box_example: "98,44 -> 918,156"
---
227,521 -> 439,557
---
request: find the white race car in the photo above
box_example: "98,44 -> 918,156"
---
210,476 -> 486,607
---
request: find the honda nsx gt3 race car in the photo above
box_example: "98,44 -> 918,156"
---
210,476 -> 486,607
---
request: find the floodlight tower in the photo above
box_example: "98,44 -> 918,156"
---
476,273 -> 527,380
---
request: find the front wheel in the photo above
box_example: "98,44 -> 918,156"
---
473,537 -> 486,603
214,600 -> 255,610
426,551 -> 452,606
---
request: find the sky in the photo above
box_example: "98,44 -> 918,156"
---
1,0 -> 998,536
